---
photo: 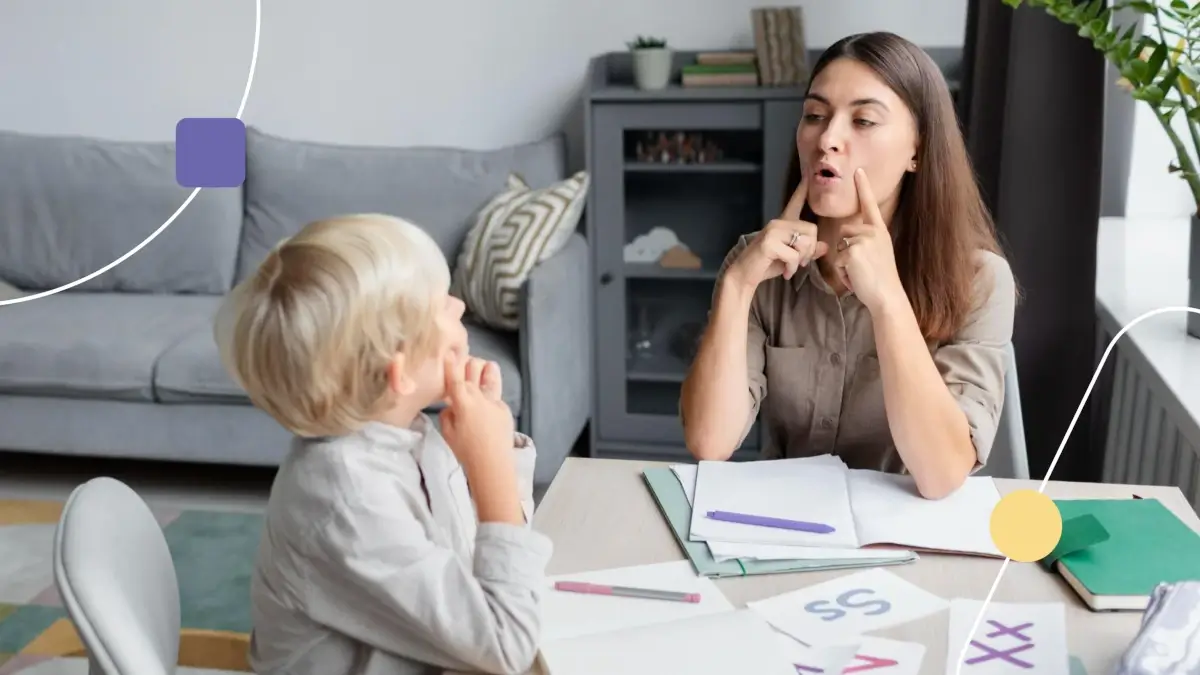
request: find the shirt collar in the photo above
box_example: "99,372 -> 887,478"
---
357,416 -> 429,453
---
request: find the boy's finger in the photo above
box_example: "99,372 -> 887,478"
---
466,357 -> 485,386
481,361 -> 502,399
444,354 -> 466,400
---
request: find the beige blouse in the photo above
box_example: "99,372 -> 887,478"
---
716,232 -> 1017,474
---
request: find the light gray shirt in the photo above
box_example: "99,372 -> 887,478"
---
248,415 -> 553,675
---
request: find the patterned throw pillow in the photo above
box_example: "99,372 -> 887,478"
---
452,170 -> 589,330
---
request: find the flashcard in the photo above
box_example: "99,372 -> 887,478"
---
778,634 -> 926,675
747,568 -> 949,646
775,633 -> 857,674
944,600 -> 1069,674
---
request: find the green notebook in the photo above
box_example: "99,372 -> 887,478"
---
1040,498 -> 1200,611
641,467 -> 918,578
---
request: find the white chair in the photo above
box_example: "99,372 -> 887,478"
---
976,342 -> 1030,480
53,477 -> 181,675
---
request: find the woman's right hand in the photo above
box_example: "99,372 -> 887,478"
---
725,175 -> 828,290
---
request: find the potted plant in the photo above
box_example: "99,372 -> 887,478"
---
1001,0 -> 1200,338
628,35 -> 672,90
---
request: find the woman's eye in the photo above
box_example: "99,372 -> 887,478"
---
802,113 -> 825,122
854,118 -> 877,127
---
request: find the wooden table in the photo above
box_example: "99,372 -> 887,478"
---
532,457 -> 1200,675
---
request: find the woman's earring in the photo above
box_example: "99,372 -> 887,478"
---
909,160 -> 917,171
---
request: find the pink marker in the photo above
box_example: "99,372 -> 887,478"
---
554,581 -> 701,603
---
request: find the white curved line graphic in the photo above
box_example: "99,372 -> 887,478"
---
953,305 -> 1200,675
0,0 -> 262,307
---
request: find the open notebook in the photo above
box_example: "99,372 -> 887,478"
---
680,455 -> 1003,557
535,561 -> 796,675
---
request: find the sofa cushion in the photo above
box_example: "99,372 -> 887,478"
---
0,130 -> 244,294
0,294 -> 219,402
235,126 -> 566,284
451,171 -> 590,330
154,319 -> 524,416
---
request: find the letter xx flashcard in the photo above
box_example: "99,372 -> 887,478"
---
945,600 -> 1069,675
747,568 -> 949,646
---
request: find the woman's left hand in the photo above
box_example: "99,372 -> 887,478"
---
834,169 -> 907,314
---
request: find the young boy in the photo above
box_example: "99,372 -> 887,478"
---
215,213 -> 553,675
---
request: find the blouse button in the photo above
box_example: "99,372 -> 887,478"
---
821,417 -> 835,430
830,353 -> 843,366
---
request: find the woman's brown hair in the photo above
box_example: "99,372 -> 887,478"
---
784,32 -> 1010,343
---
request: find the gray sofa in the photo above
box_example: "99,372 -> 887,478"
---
0,126 -> 591,489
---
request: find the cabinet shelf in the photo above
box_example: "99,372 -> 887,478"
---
627,352 -> 689,383
623,262 -> 719,280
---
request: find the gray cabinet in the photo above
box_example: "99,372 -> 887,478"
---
583,51 -> 807,463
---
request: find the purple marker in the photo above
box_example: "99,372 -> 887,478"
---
705,510 -> 835,534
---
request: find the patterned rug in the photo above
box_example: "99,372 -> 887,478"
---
0,498 -> 261,674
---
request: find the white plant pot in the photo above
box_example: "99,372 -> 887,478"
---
632,48 -> 672,90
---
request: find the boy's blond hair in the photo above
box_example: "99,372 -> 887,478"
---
215,213 -> 450,437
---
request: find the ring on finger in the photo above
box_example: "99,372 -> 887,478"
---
787,231 -> 800,248
838,237 -> 852,252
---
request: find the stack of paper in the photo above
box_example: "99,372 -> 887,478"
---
675,454 -> 1004,565
535,561 -> 797,675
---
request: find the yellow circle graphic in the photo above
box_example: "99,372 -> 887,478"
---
989,489 -> 1063,562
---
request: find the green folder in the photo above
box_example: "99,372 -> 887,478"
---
1041,498 -> 1200,611
641,467 -> 918,578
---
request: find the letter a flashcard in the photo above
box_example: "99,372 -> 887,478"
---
747,568 -> 949,646
944,599 -> 1069,674
782,635 -> 925,675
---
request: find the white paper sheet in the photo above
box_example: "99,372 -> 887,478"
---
670,454 -> 847,507
689,459 -> 860,548
540,560 -> 733,642
944,600 -> 1069,675
848,471 -> 1003,556
747,568 -> 950,646
784,636 -> 927,675
538,609 -> 798,675
706,540 -> 915,563
775,633 -> 858,674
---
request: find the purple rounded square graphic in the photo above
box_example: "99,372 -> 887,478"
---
175,117 -> 246,188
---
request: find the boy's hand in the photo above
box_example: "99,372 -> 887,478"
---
463,357 -> 503,403
440,355 -> 515,468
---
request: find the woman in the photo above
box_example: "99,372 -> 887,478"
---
679,32 -> 1016,500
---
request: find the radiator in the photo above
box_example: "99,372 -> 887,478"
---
1101,341 -> 1200,513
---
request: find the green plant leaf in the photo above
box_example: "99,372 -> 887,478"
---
1130,57 -> 1151,84
1160,64 -> 1182,93
1133,83 -> 1167,105
1147,42 -> 1171,79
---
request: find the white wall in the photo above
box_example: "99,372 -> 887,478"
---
0,0 -> 967,159
1123,101 -> 1199,218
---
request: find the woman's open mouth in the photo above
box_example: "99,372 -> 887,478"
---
814,166 -> 842,186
